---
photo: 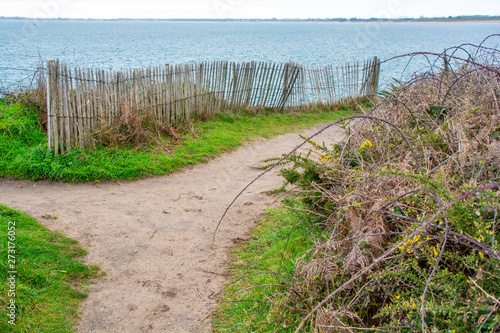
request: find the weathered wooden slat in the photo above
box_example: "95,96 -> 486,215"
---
234,62 -> 244,108
57,61 -> 65,154
262,63 -> 275,106
319,66 -> 329,104
269,63 -> 284,107
209,61 -> 217,115
235,62 -> 247,108
74,67 -> 83,148
157,66 -> 163,120
63,64 -> 73,150
253,62 -> 263,106
67,65 -> 75,147
213,61 -> 221,114
46,60 -> 56,153
166,65 -> 173,123
155,66 -> 160,121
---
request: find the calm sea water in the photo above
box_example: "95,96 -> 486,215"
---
1,19 -> 499,91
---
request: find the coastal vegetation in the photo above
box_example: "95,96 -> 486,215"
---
214,43 -> 500,331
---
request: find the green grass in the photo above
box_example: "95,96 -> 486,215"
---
0,100 -> 354,182
213,198 -> 322,332
0,204 -> 101,332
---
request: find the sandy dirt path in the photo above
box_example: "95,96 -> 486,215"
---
0,123 -> 343,332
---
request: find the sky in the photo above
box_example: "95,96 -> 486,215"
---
2,0 -> 500,20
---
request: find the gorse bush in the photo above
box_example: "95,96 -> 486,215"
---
216,40 -> 500,332
285,44 -> 500,332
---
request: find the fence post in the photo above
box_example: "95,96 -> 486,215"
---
46,60 -> 59,155
46,60 -> 52,153
369,56 -> 381,96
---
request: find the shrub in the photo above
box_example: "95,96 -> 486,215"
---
219,41 -> 500,332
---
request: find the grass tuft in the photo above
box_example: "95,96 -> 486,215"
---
0,204 -> 101,332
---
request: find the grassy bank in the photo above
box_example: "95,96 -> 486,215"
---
213,198 -> 324,332
0,205 -> 101,332
0,101 -> 354,182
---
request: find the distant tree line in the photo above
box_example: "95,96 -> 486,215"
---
1,15 -> 499,22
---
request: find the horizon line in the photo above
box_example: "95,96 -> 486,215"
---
1,14 -> 500,21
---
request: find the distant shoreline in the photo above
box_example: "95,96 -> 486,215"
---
1,16 -> 500,23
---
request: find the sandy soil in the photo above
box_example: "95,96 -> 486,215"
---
0,123 -> 343,332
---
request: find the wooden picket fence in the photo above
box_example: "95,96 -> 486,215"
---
46,58 -> 380,154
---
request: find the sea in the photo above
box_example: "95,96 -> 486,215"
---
0,19 -> 499,92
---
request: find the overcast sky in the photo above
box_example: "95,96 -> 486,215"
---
2,0 -> 500,19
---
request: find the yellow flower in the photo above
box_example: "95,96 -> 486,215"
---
479,251 -> 484,259
395,295 -> 400,300
359,139 -> 373,149
320,154 -> 331,162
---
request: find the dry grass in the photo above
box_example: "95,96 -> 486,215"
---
81,103 -> 181,151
